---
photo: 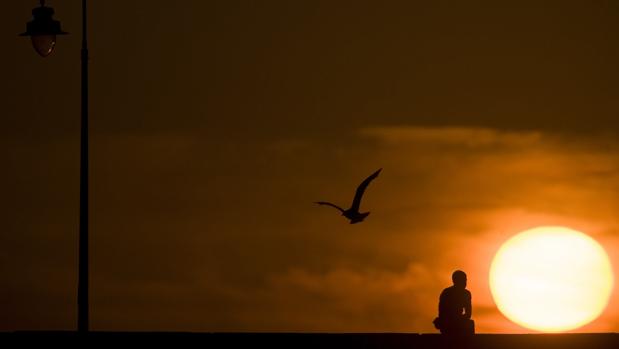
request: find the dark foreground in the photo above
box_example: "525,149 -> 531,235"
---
2,332 -> 619,348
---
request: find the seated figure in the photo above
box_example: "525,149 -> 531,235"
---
433,270 -> 475,335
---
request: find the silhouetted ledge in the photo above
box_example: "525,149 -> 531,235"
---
2,332 -> 619,348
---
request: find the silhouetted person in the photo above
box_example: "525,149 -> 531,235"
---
315,168 -> 382,224
433,270 -> 475,335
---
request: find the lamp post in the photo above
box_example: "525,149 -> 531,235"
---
21,0 -> 90,332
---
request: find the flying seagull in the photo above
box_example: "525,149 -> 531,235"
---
315,168 -> 382,224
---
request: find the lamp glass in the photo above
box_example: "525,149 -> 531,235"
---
31,34 -> 57,57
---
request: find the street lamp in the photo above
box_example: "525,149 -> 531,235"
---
19,0 -> 67,57
21,0 -> 90,332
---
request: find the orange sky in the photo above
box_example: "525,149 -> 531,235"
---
3,0 -> 619,333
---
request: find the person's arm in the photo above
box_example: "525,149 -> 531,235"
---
464,290 -> 472,319
438,290 -> 446,317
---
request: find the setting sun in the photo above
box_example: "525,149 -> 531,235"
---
489,226 -> 614,332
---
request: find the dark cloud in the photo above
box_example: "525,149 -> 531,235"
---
4,125 -> 619,332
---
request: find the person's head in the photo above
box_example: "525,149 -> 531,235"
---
452,270 -> 467,289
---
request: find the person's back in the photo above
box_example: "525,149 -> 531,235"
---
439,285 -> 471,319
433,270 -> 475,335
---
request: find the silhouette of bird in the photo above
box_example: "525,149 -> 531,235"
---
315,168 -> 382,224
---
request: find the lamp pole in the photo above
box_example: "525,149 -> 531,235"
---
21,0 -> 90,332
78,0 -> 89,333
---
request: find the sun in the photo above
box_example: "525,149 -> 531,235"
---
489,226 -> 613,332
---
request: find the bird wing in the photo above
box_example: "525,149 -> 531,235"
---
315,201 -> 345,213
351,168 -> 382,212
